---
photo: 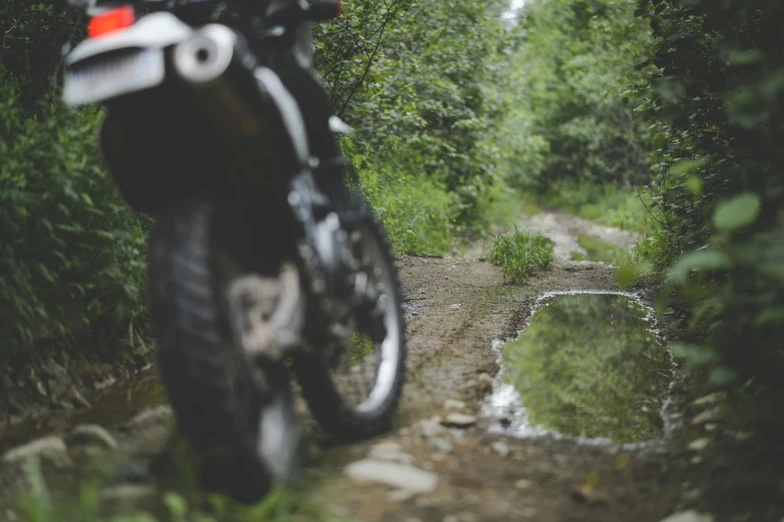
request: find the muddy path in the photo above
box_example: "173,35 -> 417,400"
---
0,209 -> 751,522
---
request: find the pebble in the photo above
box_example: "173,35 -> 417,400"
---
444,399 -> 467,411
657,510 -> 714,522
429,437 -> 454,454
451,304 -> 462,311
515,479 -> 533,490
368,442 -> 416,465
570,484 -> 608,506
491,441 -> 510,457
65,424 -> 118,450
2,436 -> 71,467
430,452 -> 450,463
442,413 -> 478,428
388,489 -> 418,502
687,438 -> 710,452
344,459 -> 438,493
418,419 -> 446,438
692,392 -> 726,407
691,409 -> 723,425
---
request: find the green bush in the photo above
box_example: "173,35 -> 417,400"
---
0,73 -> 150,354
634,0 -> 784,392
485,228 -> 554,284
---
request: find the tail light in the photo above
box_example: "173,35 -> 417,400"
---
88,6 -> 135,38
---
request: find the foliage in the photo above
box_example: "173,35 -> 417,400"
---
317,0 -> 513,232
485,227 -> 554,284
495,0 -> 653,193
633,0 -> 784,391
0,72 -> 150,355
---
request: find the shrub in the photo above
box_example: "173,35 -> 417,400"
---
485,228 -> 554,284
0,73 -> 150,355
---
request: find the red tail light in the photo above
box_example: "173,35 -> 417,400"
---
88,6 -> 135,38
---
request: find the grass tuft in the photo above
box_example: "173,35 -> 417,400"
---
486,227 -> 554,284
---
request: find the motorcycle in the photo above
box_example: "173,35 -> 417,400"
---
61,0 -> 406,503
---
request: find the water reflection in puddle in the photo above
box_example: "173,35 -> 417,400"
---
483,292 -> 674,446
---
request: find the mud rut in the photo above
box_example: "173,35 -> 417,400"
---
0,210 -> 722,522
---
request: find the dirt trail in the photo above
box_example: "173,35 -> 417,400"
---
0,209 -> 734,522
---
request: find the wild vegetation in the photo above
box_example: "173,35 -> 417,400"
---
2,0 -> 784,516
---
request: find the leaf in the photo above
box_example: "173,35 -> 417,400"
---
670,157 -> 710,176
713,193 -> 761,231
667,250 -> 732,282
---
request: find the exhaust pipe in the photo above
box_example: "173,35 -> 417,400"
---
172,25 -> 263,137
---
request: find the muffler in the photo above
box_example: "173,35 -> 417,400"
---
172,25 -> 263,137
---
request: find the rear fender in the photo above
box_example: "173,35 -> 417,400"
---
65,12 -> 192,68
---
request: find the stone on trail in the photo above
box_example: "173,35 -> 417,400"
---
491,441 -> 510,457
428,437 -> 454,454
2,436 -> 71,467
443,399 -> 467,411
687,438 -> 710,452
418,418 -> 446,438
691,409 -> 724,425
344,459 -> 438,494
657,511 -> 714,522
515,479 -> 533,490
66,424 -> 118,450
442,413 -> 478,428
451,304 -> 462,311
368,442 -> 416,465
692,392 -> 726,407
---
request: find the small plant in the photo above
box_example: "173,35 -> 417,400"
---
485,227 -> 554,284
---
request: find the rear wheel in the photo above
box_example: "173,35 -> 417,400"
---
295,213 -> 406,441
147,200 -> 299,503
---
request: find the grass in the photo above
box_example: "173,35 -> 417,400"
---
485,227 -> 554,284
571,234 -> 626,264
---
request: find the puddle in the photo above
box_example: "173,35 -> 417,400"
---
0,371 -> 166,453
483,292 -> 675,447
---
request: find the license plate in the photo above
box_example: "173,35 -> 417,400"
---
63,48 -> 165,107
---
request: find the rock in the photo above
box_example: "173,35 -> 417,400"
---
388,489 -> 418,502
704,423 -> 718,432
491,441 -> 510,457
734,431 -> 754,441
477,373 -> 494,396
430,452 -> 450,463
429,437 -> 454,454
344,459 -> 438,494
66,424 -> 118,450
657,510 -> 714,522
443,399 -> 467,411
2,436 -> 71,467
451,304 -> 462,311
442,413 -> 478,428
687,438 -> 710,452
692,409 -> 724,425
121,406 -> 173,432
418,418 -> 446,438
368,442 -> 415,465
515,479 -> 533,490
692,392 -> 726,407
690,456 -> 703,465
570,484 -> 608,506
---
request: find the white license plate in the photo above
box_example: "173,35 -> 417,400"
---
63,49 -> 165,107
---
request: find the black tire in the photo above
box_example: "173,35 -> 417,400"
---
147,201 -> 274,504
294,213 -> 407,441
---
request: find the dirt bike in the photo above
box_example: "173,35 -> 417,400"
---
61,0 -> 406,503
